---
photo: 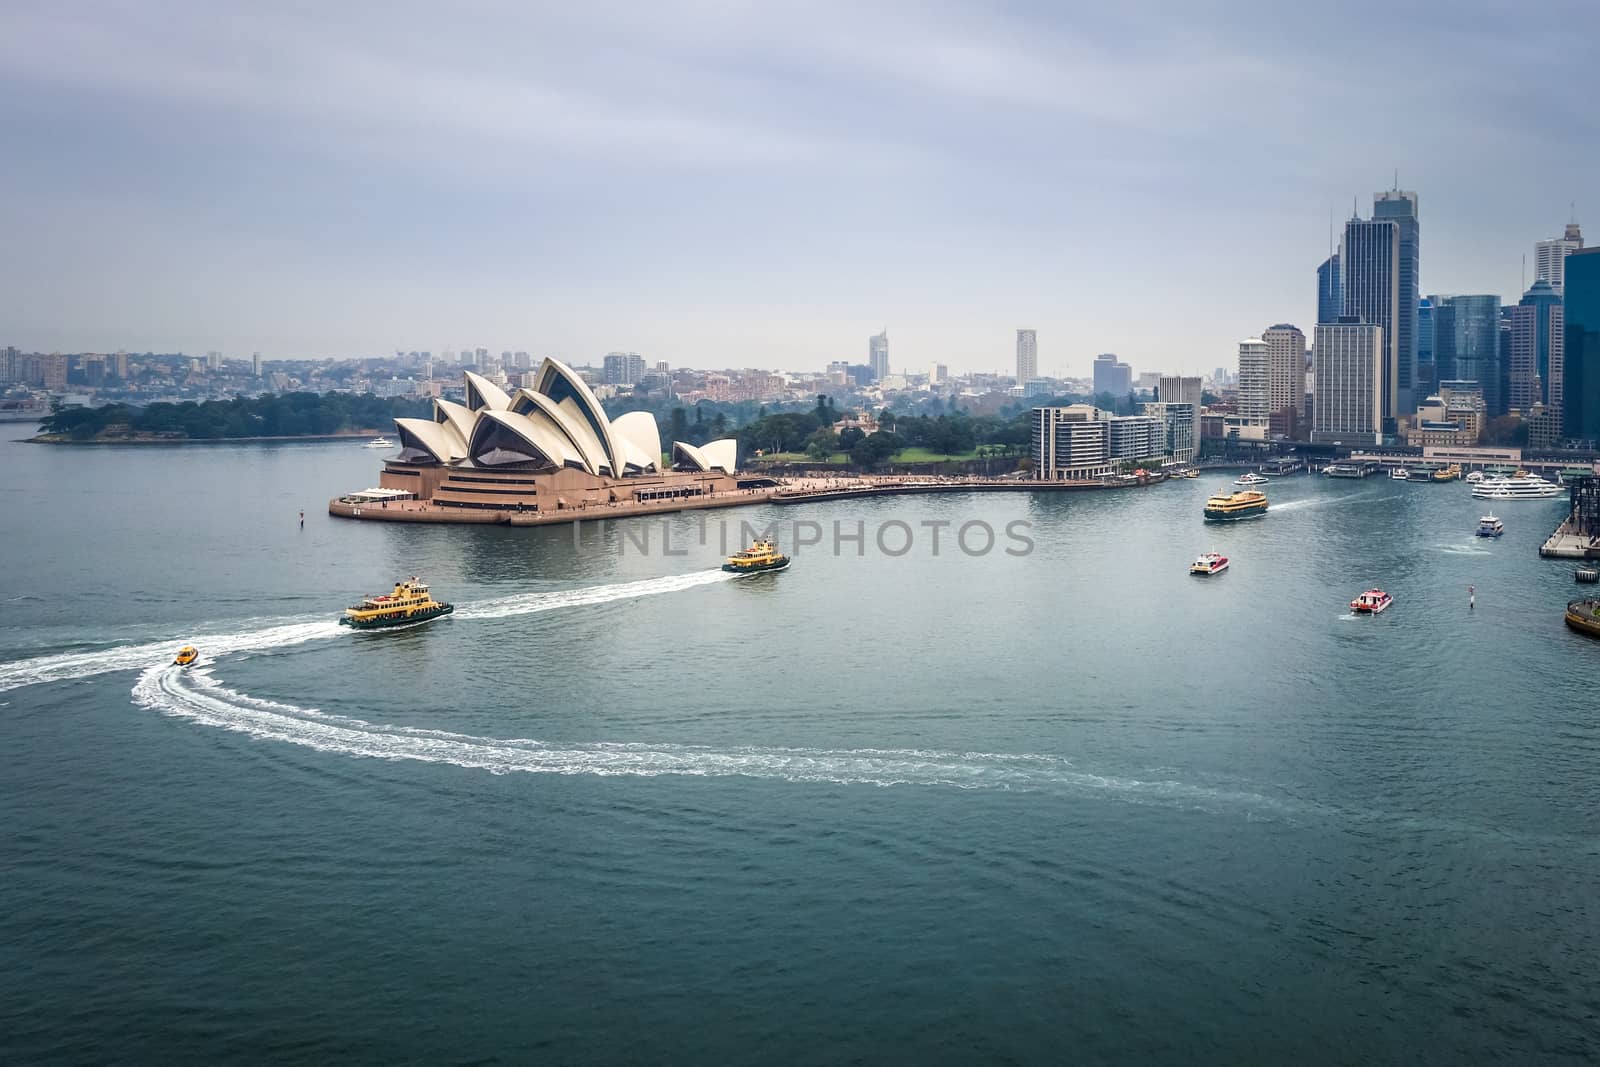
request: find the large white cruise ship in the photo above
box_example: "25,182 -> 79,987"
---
1471,472 -> 1563,500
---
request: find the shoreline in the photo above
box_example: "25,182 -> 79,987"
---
328,473 -> 1174,526
27,431 -> 392,446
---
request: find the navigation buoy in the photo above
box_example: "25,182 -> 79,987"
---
1468,584 -> 1475,610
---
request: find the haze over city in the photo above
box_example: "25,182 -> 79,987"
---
2,0 -> 1595,374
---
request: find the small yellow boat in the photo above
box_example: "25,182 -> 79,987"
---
173,645 -> 199,667
723,538 -> 790,575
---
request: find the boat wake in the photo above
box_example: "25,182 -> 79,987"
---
0,619 -> 341,695
1435,543 -> 1493,556
1272,490 -> 1382,513
0,570 -> 733,694
130,665 -> 1291,814
456,569 -> 733,620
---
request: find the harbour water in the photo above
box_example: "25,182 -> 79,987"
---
2,437 -> 1597,1063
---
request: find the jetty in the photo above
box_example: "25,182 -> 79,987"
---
1541,475 -> 1600,559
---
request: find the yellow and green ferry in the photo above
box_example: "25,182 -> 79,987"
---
1566,599 -> 1600,640
723,538 -> 790,575
1203,488 -> 1268,521
340,577 -> 454,630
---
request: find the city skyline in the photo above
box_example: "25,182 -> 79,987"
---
1,2 -> 1595,374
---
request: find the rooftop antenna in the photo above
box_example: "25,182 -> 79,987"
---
1394,167 -> 1399,190
1521,253 -> 1526,293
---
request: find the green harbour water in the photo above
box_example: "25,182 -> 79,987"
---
2,437 -> 1598,1063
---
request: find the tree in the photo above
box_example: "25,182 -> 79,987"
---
804,427 -> 839,461
838,426 -> 865,450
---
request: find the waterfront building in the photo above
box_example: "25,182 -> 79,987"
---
869,330 -> 890,381
1092,353 -> 1132,396
1317,254 -> 1342,325
1536,220 -> 1584,294
1107,414 -> 1163,461
1264,323 -> 1307,426
1509,279 -> 1565,413
375,361 -> 741,512
1407,380 -> 1484,447
1564,247 -> 1600,447
1373,189 -> 1420,414
1158,376 -> 1203,410
1311,320 -> 1383,445
1236,337 -> 1269,420
1016,329 -> 1037,384
1341,215 -> 1401,428
0,345 -> 17,384
1031,405 -> 1112,481
1142,402 -> 1196,462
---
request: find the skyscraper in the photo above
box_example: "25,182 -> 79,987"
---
1157,376 -> 1203,410
1236,337 -> 1270,420
1263,324 -> 1307,422
1373,189 -> 1420,415
1564,247 -> 1600,446
1536,219 -> 1584,294
252,351 -> 262,377
1509,279 -> 1563,412
1417,297 -> 1434,395
1317,254 -> 1342,325
1341,215 -> 1401,428
1312,320 -> 1383,445
1437,295 -> 1503,416
869,330 -> 889,381
1016,329 -> 1037,384
1092,354 -> 1131,397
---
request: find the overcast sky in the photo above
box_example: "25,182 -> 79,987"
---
2,0 -> 1595,376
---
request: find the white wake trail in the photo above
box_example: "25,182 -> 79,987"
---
129,665 -> 1292,815
0,570 -> 734,694
0,619 -> 341,694
456,569 -> 734,620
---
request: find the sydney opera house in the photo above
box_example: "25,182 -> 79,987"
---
357,359 -> 744,517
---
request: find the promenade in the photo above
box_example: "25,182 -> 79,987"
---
329,471 -> 1172,525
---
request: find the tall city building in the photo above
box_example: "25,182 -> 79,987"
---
252,351 -> 262,377
1157,375 -> 1203,410
1312,320 -> 1383,445
1016,329 -> 1037,384
1236,337 -> 1270,420
928,363 -> 948,385
1417,297 -> 1435,395
1341,215 -> 1401,428
869,330 -> 889,381
206,350 -> 222,370
1536,219 -> 1584,294
0,345 -> 18,384
1317,254 -> 1342,325
1508,281 -> 1563,412
1372,189 -> 1420,414
1435,295 -> 1503,416
43,353 -> 67,391
1564,247 -> 1600,446
603,352 -> 646,385
1263,323 -> 1307,422
1092,353 -> 1132,396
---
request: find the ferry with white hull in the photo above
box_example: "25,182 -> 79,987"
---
1471,473 -> 1562,500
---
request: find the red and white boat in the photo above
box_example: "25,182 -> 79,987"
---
1190,552 -> 1229,576
1350,589 -> 1393,614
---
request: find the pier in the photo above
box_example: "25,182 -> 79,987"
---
1541,475 -> 1600,559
